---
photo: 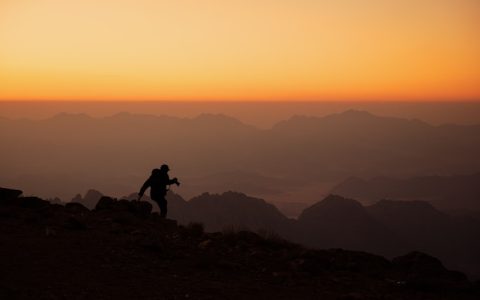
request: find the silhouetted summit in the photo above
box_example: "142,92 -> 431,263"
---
367,199 -> 446,223
295,195 -> 401,255
72,189 -> 104,210
187,191 -> 291,232
298,194 -> 366,221
192,113 -> 252,128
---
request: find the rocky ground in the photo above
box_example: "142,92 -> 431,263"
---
1,189 -> 479,299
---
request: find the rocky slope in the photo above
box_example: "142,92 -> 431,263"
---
1,188 -> 478,299
75,190 -> 480,279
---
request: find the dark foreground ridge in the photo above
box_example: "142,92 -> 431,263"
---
1,188 -> 479,300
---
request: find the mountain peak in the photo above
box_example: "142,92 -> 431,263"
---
193,113 -> 242,123
322,109 -> 382,123
367,199 -> 445,219
49,112 -> 93,121
298,194 -> 366,222
339,109 -> 375,118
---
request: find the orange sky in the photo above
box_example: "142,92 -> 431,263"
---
0,0 -> 479,101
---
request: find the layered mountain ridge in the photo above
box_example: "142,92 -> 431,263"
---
2,110 -> 480,203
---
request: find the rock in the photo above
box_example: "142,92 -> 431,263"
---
392,251 -> 469,289
64,217 -> 88,230
95,197 -> 152,219
393,251 -> 453,276
94,196 -> 116,210
19,197 -> 50,209
185,222 -> 204,237
127,200 -> 152,217
0,187 -> 23,203
198,239 -> 212,249
45,226 -> 57,237
337,292 -> 366,300
65,202 -> 90,214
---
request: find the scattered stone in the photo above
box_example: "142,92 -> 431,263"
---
95,197 -> 152,218
64,217 -> 88,230
186,222 -> 204,237
19,197 -> 50,209
45,226 -> 57,237
198,239 -> 211,249
65,202 -> 90,214
127,200 -> 152,217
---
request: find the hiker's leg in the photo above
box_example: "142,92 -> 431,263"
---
159,199 -> 167,218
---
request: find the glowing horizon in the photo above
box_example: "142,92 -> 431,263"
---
1,0 -> 479,101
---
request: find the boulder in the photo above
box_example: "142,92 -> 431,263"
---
19,197 -> 50,209
392,251 -> 468,289
127,200 -> 153,218
65,202 -> 90,214
94,196 -> 116,211
0,187 -> 23,204
95,196 -> 152,217
393,251 -> 453,276
64,216 -> 88,230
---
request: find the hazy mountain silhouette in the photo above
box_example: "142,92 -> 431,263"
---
186,191 -> 293,233
1,188 -> 477,299
2,110 -> 480,205
264,110 -> 480,180
294,195 -> 405,256
184,170 -> 286,197
72,189 -> 104,209
366,199 -> 480,279
331,173 -> 480,212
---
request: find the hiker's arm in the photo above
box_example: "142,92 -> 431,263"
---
138,177 -> 151,197
169,177 -> 180,186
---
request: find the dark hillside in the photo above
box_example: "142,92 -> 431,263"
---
1,188 -> 478,299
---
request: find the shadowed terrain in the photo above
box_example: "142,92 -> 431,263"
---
25,188 -> 480,280
1,188 -> 478,300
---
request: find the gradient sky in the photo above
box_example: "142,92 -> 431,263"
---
1,0 -> 479,101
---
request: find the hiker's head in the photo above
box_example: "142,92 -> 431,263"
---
160,164 -> 170,172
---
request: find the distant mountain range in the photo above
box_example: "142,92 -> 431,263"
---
1,110 -> 480,206
330,172 -> 480,212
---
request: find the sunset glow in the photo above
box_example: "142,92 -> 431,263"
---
1,0 -> 479,101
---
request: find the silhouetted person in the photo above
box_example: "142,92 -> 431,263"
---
138,164 -> 180,218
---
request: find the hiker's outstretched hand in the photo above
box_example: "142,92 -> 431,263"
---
173,178 -> 180,186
